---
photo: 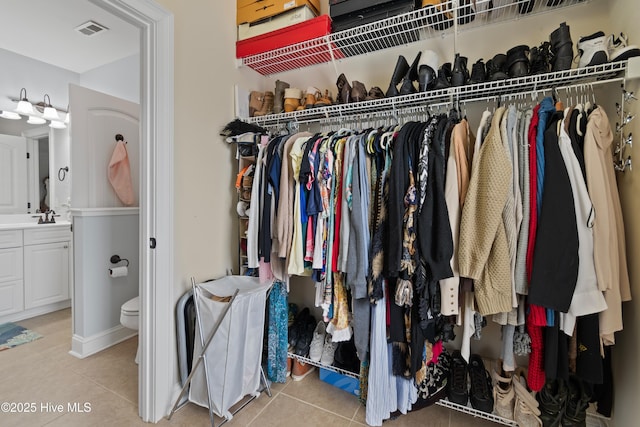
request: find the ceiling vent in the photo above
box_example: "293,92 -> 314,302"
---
74,20 -> 109,37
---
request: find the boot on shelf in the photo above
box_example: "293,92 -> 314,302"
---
314,90 -> 333,107
336,73 -> 352,103
304,86 -> 321,109
451,53 -> 469,86
351,81 -> 368,103
365,86 -> 385,100
273,80 -> 289,114
530,42 -> 552,74
550,22 -> 573,72
283,87 -> 302,113
518,0 -> 535,14
254,91 -> 274,116
386,55 -> 410,97
418,50 -> 439,92
506,45 -> 530,78
469,59 -> 487,84
399,52 -> 422,95
433,62 -> 452,90
249,91 -> 264,117
422,0 -> 453,31
458,0 -> 475,25
487,53 -> 509,80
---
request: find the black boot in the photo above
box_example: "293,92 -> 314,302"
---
433,63 -> 452,90
451,53 -> 469,86
550,22 -> 573,72
336,73 -> 351,104
562,376 -> 591,427
506,45 -> 530,78
399,52 -> 422,95
530,42 -> 552,74
486,54 -> 508,80
518,0 -> 535,14
386,55 -> 410,97
418,65 -> 437,92
469,59 -> 486,84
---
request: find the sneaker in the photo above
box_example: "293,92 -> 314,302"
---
291,359 -> 316,381
607,32 -> 640,62
468,354 -> 494,413
492,368 -> 515,420
561,376 -> 591,427
537,378 -> 568,427
512,369 -> 542,427
294,314 -> 317,357
319,333 -> 337,366
576,31 -> 609,68
448,350 -> 469,406
308,321 -> 326,362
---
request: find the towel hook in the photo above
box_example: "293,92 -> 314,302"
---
115,133 -> 126,143
58,166 -> 69,181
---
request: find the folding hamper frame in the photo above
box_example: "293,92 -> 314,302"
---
168,276 -> 272,426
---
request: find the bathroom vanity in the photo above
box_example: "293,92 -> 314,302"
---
0,215 -> 72,323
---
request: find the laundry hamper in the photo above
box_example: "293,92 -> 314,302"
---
188,276 -> 271,420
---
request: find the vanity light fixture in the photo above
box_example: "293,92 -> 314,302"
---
15,88 -> 34,115
42,94 -> 61,121
49,120 -> 66,129
27,116 -> 46,125
0,110 -> 20,120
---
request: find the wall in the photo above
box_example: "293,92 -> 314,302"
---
71,209 -> 139,357
79,54 -> 140,104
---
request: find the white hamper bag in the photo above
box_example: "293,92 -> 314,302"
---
189,276 -> 270,419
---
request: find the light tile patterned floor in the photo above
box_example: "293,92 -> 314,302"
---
0,309 -> 494,426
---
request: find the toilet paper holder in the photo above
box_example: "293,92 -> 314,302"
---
110,254 -> 130,267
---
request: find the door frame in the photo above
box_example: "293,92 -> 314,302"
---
91,0 -> 174,422
22,126 -> 49,214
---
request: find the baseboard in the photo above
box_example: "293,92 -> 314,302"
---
0,300 -> 71,324
69,324 -> 137,359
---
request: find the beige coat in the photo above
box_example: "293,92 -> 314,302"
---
583,107 -> 631,345
458,107 -> 513,315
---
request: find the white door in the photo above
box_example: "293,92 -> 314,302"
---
0,134 -> 28,214
69,84 -> 140,208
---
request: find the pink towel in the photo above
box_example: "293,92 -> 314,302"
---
108,141 -> 135,206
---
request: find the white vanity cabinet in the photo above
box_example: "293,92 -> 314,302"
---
0,224 -> 72,322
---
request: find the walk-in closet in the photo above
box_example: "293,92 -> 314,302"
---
221,1 -> 640,426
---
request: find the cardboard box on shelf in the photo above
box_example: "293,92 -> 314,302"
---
237,0 -> 321,25
238,5 -> 317,41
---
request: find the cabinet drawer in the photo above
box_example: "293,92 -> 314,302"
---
0,230 -> 22,249
0,280 -> 24,317
24,227 -> 71,245
0,247 -> 23,282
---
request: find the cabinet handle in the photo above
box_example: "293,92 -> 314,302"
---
64,245 -> 68,249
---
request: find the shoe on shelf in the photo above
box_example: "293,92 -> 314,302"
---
273,80 -> 289,114
286,356 -> 292,378
288,303 -> 298,327
283,88 -> 302,113
492,367 -> 515,420
607,32 -> 640,62
254,91 -> 274,116
249,91 -> 264,117
518,0 -> 535,14
458,0 -> 475,25
536,378 -> 568,427
512,369 -> 542,427
561,375 -> 591,427
468,354 -> 494,413
365,86 -> 385,100
336,73 -> 352,104
469,58 -> 486,84
309,321 -> 326,362
305,86 -> 321,109
451,53 -> 469,86
351,81 -> 368,103
288,306 -> 309,348
422,0 -> 453,31
314,90 -> 334,107
506,45 -> 530,78
294,314 -> 317,357
399,52 -> 422,95
291,359 -> 316,381
547,0 -> 564,6
418,49 -> 439,92
530,42 -> 552,74
487,54 -> 509,80
320,333 -> 337,366
576,31 -> 608,68
448,350 -> 469,405
550,22 -> 574,72
386,55 -> 410,97
433,62 -> 453,90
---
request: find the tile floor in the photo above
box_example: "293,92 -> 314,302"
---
0,309 -> 495,426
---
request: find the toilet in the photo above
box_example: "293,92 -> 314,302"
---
120,296 -> 140,363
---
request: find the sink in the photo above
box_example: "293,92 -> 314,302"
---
0,214 -> 70,229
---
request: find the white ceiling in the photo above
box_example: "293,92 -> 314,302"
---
0,0 -> 139,74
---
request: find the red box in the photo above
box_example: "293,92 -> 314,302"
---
237,15 -> 345,75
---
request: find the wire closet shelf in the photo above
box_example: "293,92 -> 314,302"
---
243,61 -> 627,127
239,0 -> 594,75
